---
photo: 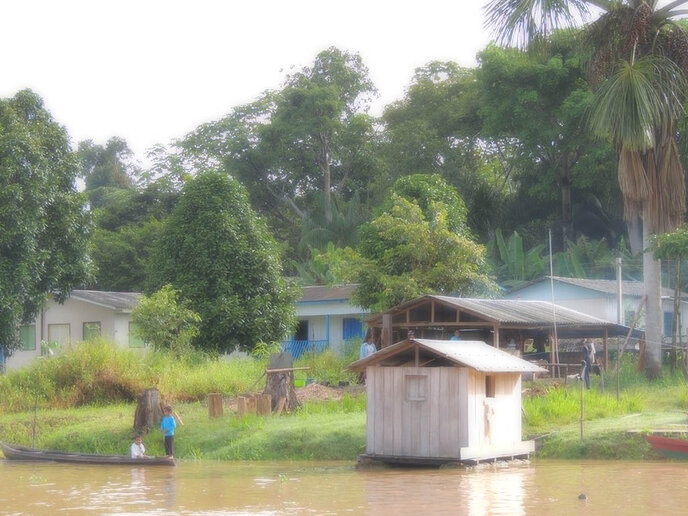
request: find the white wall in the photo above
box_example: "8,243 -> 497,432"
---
4,298 -> 134,372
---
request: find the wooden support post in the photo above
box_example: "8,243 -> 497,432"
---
246,395 -> 257,414
208,392 -> 223,418
237,396 -> 246,416
382,314 -> 392,348
256,394 -> 272,415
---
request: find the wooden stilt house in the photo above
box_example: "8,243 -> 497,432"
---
348,338 -> 547,465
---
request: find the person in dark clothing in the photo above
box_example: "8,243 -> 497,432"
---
582,339 -> 595,389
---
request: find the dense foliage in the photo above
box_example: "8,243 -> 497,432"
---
147,172 -> 299,353
0,90 -> 91,356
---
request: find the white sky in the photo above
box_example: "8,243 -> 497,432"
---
1,0 -> 492,161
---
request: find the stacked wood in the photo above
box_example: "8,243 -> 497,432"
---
208,392 -> 223,418
133,388 -> 163,430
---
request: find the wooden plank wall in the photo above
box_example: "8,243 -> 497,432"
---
366,367 -> 525,459
366,367 -> 469,458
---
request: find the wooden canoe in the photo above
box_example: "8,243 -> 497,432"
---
646,435 -> 688,459
0,441 -> 176,466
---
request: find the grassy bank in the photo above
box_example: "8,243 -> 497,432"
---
2,342 -> 688,461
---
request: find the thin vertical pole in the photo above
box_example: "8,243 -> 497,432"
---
549,229 -> 560,377
580,368 -> 585,441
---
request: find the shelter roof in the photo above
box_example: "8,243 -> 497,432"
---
348,338 -> 547,373
298,284 -> 358,303
67,290 -> 141,311
367,295 -> 637,339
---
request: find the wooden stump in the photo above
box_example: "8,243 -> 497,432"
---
208,392 -> 223,418
133,388 -> 163,431
256,394 -> 272,415
264,371 -> 300,412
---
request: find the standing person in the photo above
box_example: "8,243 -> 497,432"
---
130,434 -> 146,458
582,339 -> 596,390
160,405 -> 177,458
359,332 -> 377,360
358,331 -> 377,384
450,330 -> 461,341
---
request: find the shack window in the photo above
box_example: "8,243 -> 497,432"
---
485,375 -> 496,398
406,374 -> 427,401
20,325 -> 36,351
129,322 -> 146,348
83,322 -> 101,341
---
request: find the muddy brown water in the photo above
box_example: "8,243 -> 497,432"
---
1,459 -> 687,515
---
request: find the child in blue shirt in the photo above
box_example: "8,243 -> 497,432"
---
160,405 -> 177,457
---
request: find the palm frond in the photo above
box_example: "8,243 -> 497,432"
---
589,56 -> 686,150
484,0 -> 591,48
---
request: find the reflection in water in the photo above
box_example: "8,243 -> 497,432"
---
2,459 -> 688,514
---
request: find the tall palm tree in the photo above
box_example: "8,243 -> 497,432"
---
485,0 -> 688,378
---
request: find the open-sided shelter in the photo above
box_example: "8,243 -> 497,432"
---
348,338 -> 546,465
367,295 -> 637,369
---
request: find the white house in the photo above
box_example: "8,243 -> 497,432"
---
1,290 -> 141,372
506,276 -> 688,339
283,285 -> 369,357
1,284 -> 369,372
348,338 -> 546,465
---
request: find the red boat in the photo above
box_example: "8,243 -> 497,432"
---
646,435 -> 688,459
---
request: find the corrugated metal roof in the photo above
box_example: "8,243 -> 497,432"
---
69,290 -> 141,311
348,338 -> 547,373
428,296 -> 612,326
299,284 -> 358,302
513,276 -> 679,298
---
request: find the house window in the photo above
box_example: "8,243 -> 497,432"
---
83,322 -> 101,341
664,311 -> 675,338
129,322 -> 146,348
486,375 -> 496,398
342,318 -> 363,340
47,323 -> 70,353
294,320 -> 309,341
20,325 -> 36,351
405,374 -> 427,401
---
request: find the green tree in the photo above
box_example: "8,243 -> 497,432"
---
476,40 -> 619,243
131,284 -> 201,352
382,62 -> 507,241
146,172 -> 299,353
337,175 -> 497,312
78,137 -> 139,209
0,90 -> 91,356
87,180 -> 178,291
486,0 -> 688,378
178,48 -> 382,265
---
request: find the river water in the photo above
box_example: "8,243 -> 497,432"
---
1,459 -> 687,515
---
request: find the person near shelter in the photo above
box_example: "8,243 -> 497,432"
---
582,339 -> 596,389
450,330 -> 461,341
130,434 -> 146,458
359,332 -> 377,359
160,405 -> 177,457
358,331 -> 377,384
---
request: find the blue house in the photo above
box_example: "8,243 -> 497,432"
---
282,285 -> 369,358
506,276 -> 688,339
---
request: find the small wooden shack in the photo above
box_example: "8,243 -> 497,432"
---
348,338 -> 547,465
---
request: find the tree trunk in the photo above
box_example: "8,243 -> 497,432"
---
560,165 -> 572,243
264,371 -> 300,412
133,388 -> 163,431
643,209 -> 663,379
